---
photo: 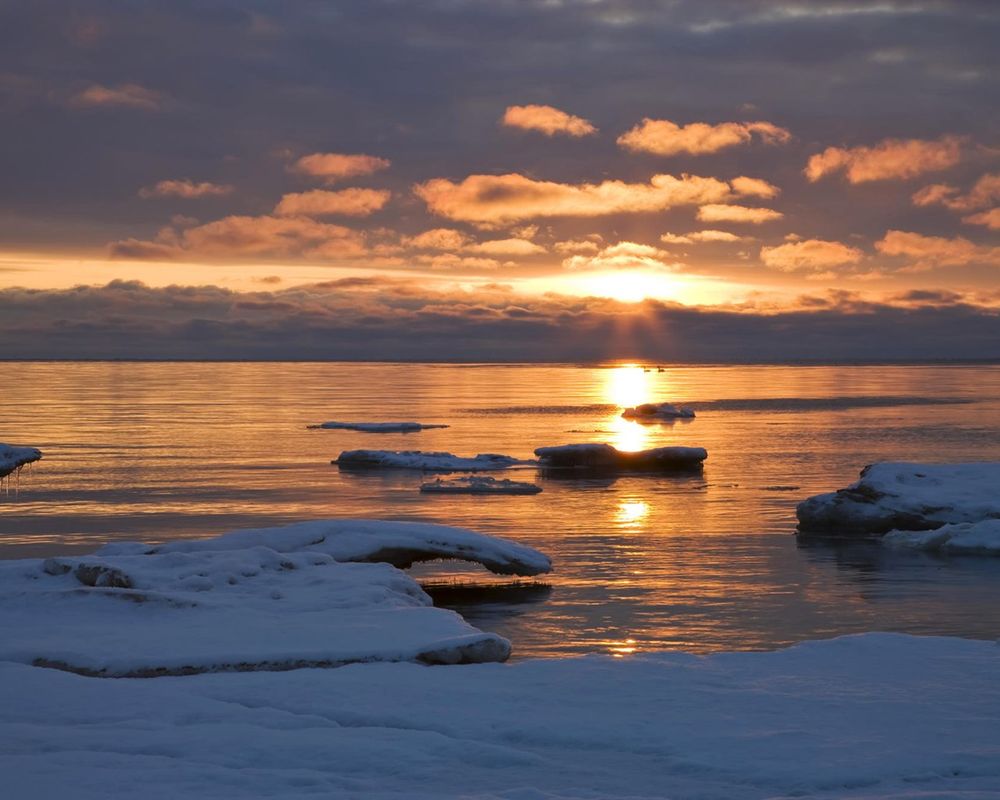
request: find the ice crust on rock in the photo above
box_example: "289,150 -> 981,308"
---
535,443 -> 707,471
2,634 -> 1000,799
0,520 -> 550,677
797,462 -> 1000,534
335,449 -> 524,471
622,402 -> 696,420
0,443 -> 42,478
309,421 -> 449,432
420,476 -> 542,495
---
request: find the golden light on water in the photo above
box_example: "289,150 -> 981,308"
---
615,500 -> 649,526
604,364 -> 654,451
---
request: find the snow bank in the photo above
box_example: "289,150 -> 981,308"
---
535,443 -> 707,471
420,476 -> 542,495
797,462 -> 1000,534
0,443 -> 41,478
309,421 -> 449,432
335,449 -> 523,471
0,520 -> 550,677
622,401 -> 695,420
2,634 -> 999,798
884,519 -> 1000,554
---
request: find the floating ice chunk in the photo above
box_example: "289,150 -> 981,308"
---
335,449 -> 523,471
308,421 -> 450,432
535,443 -> 707,471
420,476 -> 542,495
883,519 -> 1000,555
797,462 -> 1000,534
622,402 -> 695,420
0,520 -> 550,677
0,443 -> 42,479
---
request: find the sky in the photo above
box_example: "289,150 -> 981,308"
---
1,0 -> 998,360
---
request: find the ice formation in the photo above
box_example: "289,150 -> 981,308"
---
309,421 -> 449,432
420,476 -> 542,495
535,443 -> 707,471
335,450 -> 523,471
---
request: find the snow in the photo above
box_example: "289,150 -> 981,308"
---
622,401 -> 696,420
798,462 -> 1000,534
884,518 -> 1000,554
535,443 -> 707,471
309,421 -> 449,432
420,476 -> 543,495
0,520 -> 550,677
2,633 -> 999,799
335,449 -> 524,471
0,442 -> 42,478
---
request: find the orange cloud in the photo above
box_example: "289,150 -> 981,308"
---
501,104 -> 597,137
554,239 -> 601,254
467,238 -> 546,256
415,172 -> 734,225
731,176 -> 780,199
760,239 -> 864,272
617,119 -> 790,156
963,208 -> 1000,230
70,83 -> 162,110
662,230 -> 745,244
274,188 -> 391,217
404,228 -> 472,250
562,242 -> 679,271
805,136 -> 962,183
875,230 -> 1000,268
418,254 -> 501,271
697,204 -> 783,224
912,173 -> 1000,212
138,180 -> 233,199
289,153 -> 390,184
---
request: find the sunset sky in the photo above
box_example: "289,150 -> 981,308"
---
1,0 -> 997,360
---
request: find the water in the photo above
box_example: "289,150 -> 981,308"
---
2,361 -> 1000,658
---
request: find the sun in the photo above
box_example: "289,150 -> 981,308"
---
579,269 -> 678,303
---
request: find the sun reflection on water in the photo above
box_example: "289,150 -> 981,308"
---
604,364 -> 655,452
615,500 -> 649,526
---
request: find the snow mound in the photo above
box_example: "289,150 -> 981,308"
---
797,462 -> 1000,534
0,443 -> 42,478
2,634 -> 1000,799
0,520 -> 550,677
335,449 -> 523,471
420,476 -> 542,495
622,402 -> 695,420
883,519 -> 1000,554
309,421 -> 449,432
535,443 -> 707,471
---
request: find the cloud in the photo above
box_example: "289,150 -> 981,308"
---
399,229 -> 544,256
415,172 -> 734,225
404,228 -> 473,250
805,135 -> 963,183
69,83 -> 162,110
466,238 -> 546,256
110,215 -> 367,261
273,188 -> 391,217
662,230 -> 745,244
760,239 -> 864,272
554,239 -> 601,254
731,176 -> 780,199
138,180 -> 233,199
417,254 -> 502,271
501,104 -> 597,137
875,230 -> 1000,268
963,208 -> 1000,230
617,119 -> 790,156
289,153 -> 390,184
912,173 -> 1000,213
697,204 -> 783,223
562,241 -> 679,271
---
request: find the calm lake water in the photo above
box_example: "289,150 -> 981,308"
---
2,361 -> 1000,658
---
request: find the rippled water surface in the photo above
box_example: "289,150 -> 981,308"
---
2,361 -> 1000,657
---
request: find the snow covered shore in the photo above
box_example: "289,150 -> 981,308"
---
535,443 -> 707,471
0,443 -> 41,478
0,520 -> 551,677
797,462 -> 1000,534
2,633 -> 999,798
335,449 -> 524,471
309,421 -> 449,432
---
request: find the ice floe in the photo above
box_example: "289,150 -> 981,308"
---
420,476 -> 542,495
797,462 -> 1000,534
309,421 -> 449,432
0,443 -> 42,479
0,520 -> 550,677
535,443 -> 707,471
2,633 -> 999,798
883,519 -> 1000,555
622,401 -> 696,420
335,449 -> 523,471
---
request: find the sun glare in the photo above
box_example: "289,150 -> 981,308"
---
580,270 -> 679,303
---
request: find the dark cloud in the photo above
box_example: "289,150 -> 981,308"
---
0,279 -> 996,362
